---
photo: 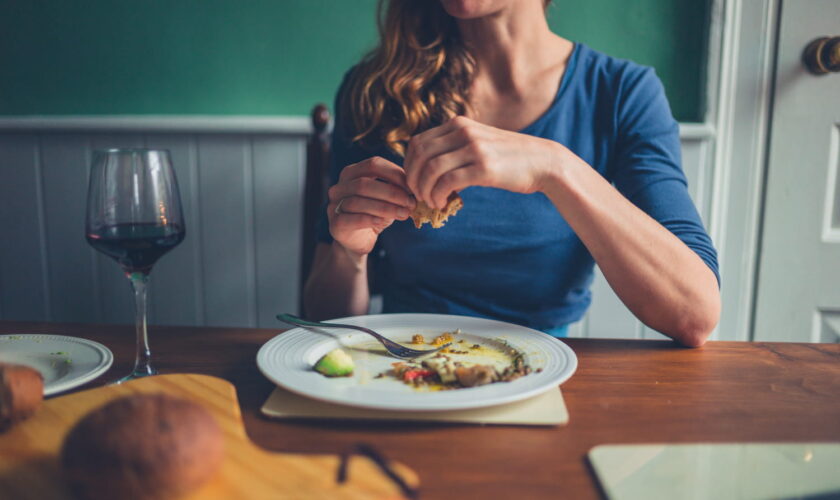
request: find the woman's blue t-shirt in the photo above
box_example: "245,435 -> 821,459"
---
318,43 -> 719,334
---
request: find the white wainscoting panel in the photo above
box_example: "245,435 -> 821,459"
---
0,130 -> 304,328
0,122 -> 711,338
0,134 -> 50,321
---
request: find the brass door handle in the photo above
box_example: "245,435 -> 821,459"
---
803,36 -> 840,74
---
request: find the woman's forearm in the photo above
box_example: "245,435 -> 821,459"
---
540,142 -> 720,346
303,242 -> 371,320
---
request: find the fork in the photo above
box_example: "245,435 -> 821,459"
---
276,313 -> 451,359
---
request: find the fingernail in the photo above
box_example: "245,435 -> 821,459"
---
374,217 -> 386,224
397,207 -> 409,218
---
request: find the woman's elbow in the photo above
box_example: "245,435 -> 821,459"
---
678,328 -> 711,348
673,300 -> 720,348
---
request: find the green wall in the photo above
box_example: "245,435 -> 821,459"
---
0,0 -> 710,122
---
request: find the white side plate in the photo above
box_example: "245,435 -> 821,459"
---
0,334 -> 114,396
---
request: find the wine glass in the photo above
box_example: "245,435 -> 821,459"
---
85,149 -> 185,383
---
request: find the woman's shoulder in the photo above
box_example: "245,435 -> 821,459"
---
571,43 -> 669,118
574,43 -> 657,83
331,65 -> 364,141
330,65 -> 397,162
333,65 -> 362,117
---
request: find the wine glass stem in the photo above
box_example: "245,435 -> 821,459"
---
129,272 -> 156,377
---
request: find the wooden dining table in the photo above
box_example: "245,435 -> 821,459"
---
2,320 -> 839,499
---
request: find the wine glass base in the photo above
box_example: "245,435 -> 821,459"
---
111,367 -> 159,385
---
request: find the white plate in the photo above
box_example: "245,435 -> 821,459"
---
257,313 -> 578,411
0,334 -> 114,396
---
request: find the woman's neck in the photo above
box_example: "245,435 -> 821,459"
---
457,2 -> 560,95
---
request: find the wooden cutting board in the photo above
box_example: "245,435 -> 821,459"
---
0,373 -> 418,499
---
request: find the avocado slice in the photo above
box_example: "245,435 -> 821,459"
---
313,348 -> 354,377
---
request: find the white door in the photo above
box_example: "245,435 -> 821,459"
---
754,0 -> 840,342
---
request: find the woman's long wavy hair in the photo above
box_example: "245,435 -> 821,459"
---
346,1 -> 473,156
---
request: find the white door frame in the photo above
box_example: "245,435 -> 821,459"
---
706,0 -> 779,341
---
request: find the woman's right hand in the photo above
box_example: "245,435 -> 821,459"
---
327,156 -> 416,257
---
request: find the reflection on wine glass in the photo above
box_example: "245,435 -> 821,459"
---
85,149 -> 185,382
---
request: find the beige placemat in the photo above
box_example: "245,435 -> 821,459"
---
261,386 -> 568,426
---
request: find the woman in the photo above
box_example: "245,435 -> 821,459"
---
304,0 -> 720,347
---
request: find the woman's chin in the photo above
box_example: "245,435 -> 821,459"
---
439,0 -> 506,19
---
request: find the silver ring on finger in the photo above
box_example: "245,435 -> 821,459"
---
334,198 -> 346,215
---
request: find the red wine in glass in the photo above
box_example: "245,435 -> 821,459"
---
86,223 -> 185,275
85,149 -> 185,382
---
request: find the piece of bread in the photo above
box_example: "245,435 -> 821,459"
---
61,393 -> 224,500
0,362 -> 44,432
409,192 -> 464,229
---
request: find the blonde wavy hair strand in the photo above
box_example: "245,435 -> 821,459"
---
347,0 -> 474,156
347,0 -> 553,155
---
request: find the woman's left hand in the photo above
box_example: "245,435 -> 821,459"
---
403,115 -> 563,209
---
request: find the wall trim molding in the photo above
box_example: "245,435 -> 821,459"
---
679,123 -> 716,140
0,115 -> 311,134
0,115 -> 714,140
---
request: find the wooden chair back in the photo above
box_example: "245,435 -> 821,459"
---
300,104 -> 331,314
300,104 -> 384,316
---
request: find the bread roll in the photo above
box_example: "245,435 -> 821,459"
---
0,362 -> 44,431
409,192 -> 464,228
61,393 -> 224,500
